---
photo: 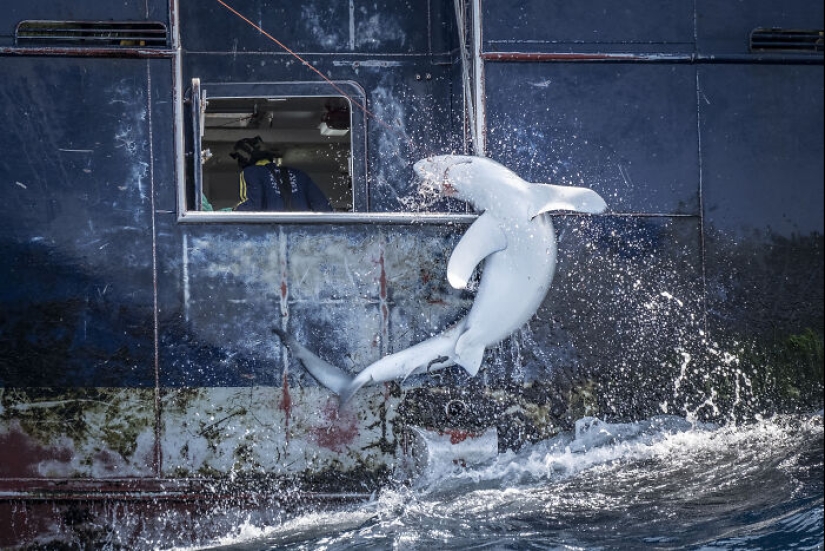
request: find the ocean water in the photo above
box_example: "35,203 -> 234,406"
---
173,413 -> 823,551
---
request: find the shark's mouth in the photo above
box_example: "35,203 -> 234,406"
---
417,159 -> 473,194
402,176 -> 444,210
404,157 -> 473,209
416,173 -> 444,196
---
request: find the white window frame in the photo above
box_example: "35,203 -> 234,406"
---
175,78 -> 475,224
178,79 -> 370,223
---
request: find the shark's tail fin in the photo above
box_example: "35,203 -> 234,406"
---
275,319 -> 466,407
272,328 -> 354,396
338,370 -> 373,407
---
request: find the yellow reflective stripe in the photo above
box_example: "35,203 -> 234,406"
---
234,172 -> 248,209
233,160 -> 272,209
239,172 -> 248,201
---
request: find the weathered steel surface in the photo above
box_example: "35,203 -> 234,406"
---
160,386 -> 399,486
0,388 -> 156,479
0,487 -> 365,549
0,55 -> 169,389
0,0 -> 823,547
485,62 -> 701,215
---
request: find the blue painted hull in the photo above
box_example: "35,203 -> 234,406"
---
0,0 -> 822,547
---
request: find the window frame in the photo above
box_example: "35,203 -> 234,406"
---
178,79 -> 370,223
176,78 -> 476,225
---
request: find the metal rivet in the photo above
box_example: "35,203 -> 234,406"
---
445,399 -> 466,418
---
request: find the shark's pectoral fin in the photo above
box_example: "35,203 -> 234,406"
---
454,333 -> 486,377
529,183 -> 607,218
447,212 -> 507,289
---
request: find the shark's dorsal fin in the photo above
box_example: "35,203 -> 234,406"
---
447,212 -> 507,289
528,183 -> 607,218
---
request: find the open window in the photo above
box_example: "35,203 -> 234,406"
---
182,80 -> 367,219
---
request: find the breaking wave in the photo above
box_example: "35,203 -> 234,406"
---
176,412 -> 823,551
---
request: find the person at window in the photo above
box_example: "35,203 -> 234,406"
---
231,136 -> 333,212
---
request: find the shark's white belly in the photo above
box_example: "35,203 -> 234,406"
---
462,216 -> 557,347
282,156 -> 607,403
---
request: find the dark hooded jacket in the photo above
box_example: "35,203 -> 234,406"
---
234,159 -> 332,212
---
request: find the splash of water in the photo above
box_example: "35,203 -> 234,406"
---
397,174 -> 446,211
170,412 -> 822,551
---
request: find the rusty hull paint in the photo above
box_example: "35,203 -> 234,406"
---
0,225 -> 474,491
0,385 -> 399,489
0,384 -> 398,547
0,388 -> 155,479
160,385 -> 399,486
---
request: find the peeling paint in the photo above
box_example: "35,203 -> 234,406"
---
1,3 -> 822,548
0,388 -> 155,478
160,386 -> 398,484
310,399 -> 359,452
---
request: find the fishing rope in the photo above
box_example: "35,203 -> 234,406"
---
214,0 -> 417,149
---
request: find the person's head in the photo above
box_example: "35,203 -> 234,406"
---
230,136 -> 275,169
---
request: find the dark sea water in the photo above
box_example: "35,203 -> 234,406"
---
171,413 -> 823,551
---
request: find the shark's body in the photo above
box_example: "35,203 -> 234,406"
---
275,155 -> 606,404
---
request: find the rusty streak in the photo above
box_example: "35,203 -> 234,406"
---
481,51 -> 694,63
377,242 -> 389,356
481,51 -> 824,65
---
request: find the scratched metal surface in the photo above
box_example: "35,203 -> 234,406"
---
179,7 -> 460,212
0,3 -> 822,547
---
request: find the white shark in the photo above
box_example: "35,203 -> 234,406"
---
274,155 -> 607,405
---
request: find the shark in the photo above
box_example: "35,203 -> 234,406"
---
273,155 -> 607,405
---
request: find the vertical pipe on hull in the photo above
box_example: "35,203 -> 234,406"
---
454,0 -> 476,155
146,58 -> 162,477
471,0 -> 486,156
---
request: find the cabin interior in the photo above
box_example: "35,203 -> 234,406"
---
200,95 -> 354,211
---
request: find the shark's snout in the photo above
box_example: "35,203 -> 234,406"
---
413,157 -> 450,198
414,156 -> 475,199
412,158 -> 437,179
